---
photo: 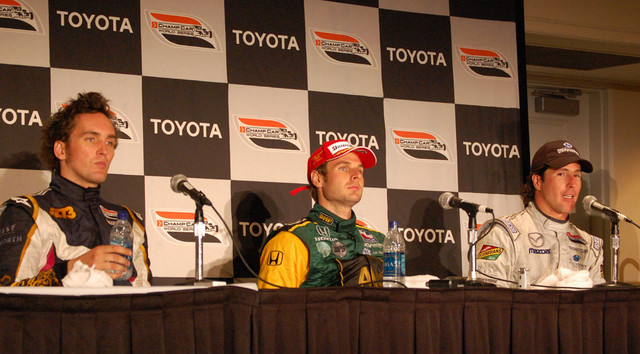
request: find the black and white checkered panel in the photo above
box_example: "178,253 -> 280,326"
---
0,0 -> 526,281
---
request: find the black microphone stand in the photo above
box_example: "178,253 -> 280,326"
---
596,216 -> 634,287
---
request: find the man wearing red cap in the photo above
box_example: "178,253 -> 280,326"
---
258,140 -> 386,288
474,140 -> 605,288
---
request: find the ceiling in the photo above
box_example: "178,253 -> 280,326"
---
523,1 -> 640,90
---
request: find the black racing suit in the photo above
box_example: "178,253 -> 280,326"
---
0,174 -> 151,286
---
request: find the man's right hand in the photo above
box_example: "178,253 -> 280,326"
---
68,245 -> 132,280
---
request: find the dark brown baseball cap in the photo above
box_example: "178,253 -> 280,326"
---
531,140 -> 593,173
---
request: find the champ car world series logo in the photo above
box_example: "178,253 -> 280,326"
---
152,210 -> 225,244
457,46 -> 514,79
0,0 -> 43,33
311,29 -> 376,67
110,106 -> 139,142
391,129 -> 453,161
56,102 -> 139,143
145,10 -> 220,51
234,116 -> 305,152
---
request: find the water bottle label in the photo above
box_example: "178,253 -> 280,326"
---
383,252 -> 405,277
110,238 -> 133,281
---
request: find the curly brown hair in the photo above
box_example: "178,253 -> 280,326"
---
41,92 -> 118,172
520,166 -> 548,207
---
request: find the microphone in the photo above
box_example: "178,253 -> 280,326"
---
170,174 -> 212,206
439,192 -> 493,213
583,195 -> 630,223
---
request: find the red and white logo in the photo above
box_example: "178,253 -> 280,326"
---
56,102 -> 138,143
110,106 -> 139,143
152,210 -> 225,244
146,10 -> 220,51
391,129 -> 453,162
311,29 -> 376,67
457,46 -> 514,79
0,0 -> 43,33
234,116 -> 305,152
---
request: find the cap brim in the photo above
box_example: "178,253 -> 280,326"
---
330,146 -> 377,169
547,156 -> 593,173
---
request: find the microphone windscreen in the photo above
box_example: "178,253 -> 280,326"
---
439,192 -> 455,210
582,195 -> 597,212
170,174 -> 188,193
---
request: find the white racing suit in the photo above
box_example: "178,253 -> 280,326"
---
474,202 -> 605,288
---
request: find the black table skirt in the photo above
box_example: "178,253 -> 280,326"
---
1,286 -> 638,353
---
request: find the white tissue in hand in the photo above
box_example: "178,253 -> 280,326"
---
557,269 -> 592,288
537,267 -> 592,289
62,261 -> 113,287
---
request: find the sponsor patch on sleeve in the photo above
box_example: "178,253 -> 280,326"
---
266,250 -> 283,266
478,245 -> 503,261
503,219 -> 519,235
592,236 -> 602,252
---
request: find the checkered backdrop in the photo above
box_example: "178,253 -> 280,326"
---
0,0 -> 529,282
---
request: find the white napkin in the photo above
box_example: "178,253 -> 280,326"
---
403,274 -> 440,288
535,267 -> 593,289
62,261 -> 114,288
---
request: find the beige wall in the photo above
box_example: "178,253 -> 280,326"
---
524,1 -> 640,283
609,90 -> 640,283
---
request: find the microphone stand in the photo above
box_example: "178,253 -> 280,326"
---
462,208 -> 495,287
437,206 -> 496,288
596,216 -> 634,287
191,200 -> 219,287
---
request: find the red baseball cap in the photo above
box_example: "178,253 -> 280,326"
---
290,140 -> 377,195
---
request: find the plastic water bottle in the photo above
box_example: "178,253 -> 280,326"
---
383,221 -> 405,288
109,210 -> 133,281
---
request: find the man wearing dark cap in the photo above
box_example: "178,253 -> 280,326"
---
474,140 -> 605,287
258,140 -> 385,288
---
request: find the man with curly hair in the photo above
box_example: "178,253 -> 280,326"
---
0,92 -> 151,286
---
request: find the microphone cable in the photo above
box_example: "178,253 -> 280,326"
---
205,202 -> 291,289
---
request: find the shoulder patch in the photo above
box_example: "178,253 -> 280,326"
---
8,196 -> 33,209
480,218 -> 520,241
503,219 -> 519,235
478,245 -> 503,260
592,236 -> 602,252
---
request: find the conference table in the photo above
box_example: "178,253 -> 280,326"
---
1,284 -> 639,353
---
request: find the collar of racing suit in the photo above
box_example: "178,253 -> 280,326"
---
527,201 -> 573,235
308,203 -> 357,233
50,173 -> 101,205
